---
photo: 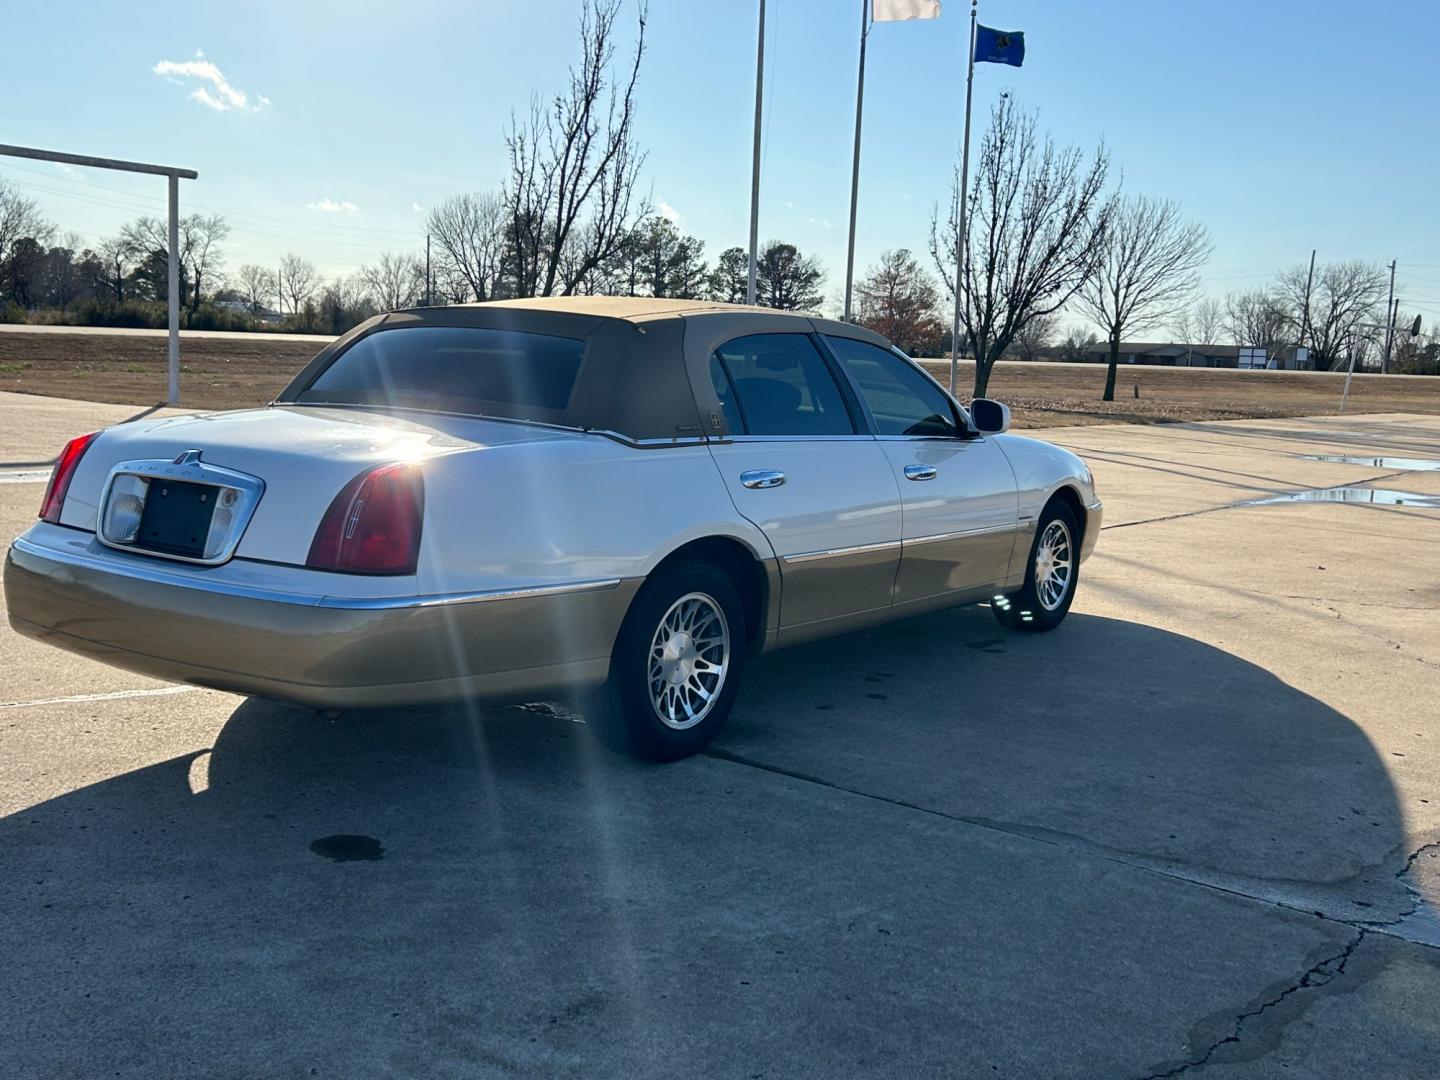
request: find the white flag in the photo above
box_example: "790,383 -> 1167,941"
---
873,0 -> 941,21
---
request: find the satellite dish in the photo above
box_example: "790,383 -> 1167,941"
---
1409,314 -> 1423,337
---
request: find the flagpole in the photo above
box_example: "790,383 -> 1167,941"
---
747,0 -> 766,306
842,0 -> 870,323
949,0 -> 978,396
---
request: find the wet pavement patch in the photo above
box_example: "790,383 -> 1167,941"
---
310,834 -> 385,862
1250,487 -> 1440,508
1300,454 -> 1440,472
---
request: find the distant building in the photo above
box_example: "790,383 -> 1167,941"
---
1084,342 -> 1239,367
1083,342 -> 1315,370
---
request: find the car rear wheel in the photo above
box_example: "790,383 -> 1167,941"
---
585,560 -> 747,761
992,500 -> 1079,633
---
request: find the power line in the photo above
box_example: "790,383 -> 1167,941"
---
3,165 -> 425,241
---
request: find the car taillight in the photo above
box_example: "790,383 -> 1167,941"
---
306,463 -> 424,575
39,432 -> 99,524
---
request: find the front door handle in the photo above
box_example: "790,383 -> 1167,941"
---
903,464 -> 938,482
740,469 -> 787,489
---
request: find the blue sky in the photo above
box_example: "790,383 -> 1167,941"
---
6,0 -> 1440,321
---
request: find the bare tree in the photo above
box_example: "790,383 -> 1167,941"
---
505,0 -> 648,298
0,178 -> 54,268
1224,288 -> 1290,359
183,214 -> 229,313
96,235 -> 131,303
427,192 -> 509,302
1276,259 -> 1388,370
1173,296 -> 1223,345
855,249 -> 945,355
1008,311 -> 1058,361
119,212 -> 230,312
1056,325 -> 1099,363
1390,311 -> 1437,375
359,251 -> 424,311
0,179 -> 55,306
1079,196 -> 1210,400
930,97 -> 1115,397
756,241 -> 825,311
278,253 -> 318,314
235,264 -> 278,314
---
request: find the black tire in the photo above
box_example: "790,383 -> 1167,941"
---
992,499 -> 1080,633
585,560 -> 747,762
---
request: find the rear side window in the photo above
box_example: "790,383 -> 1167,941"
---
298,326 -> 585,422
712,333 -> 855,436
708,355 -> 745,434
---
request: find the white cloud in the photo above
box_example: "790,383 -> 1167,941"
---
656,199 -> 682,224
307,198 -> 360,214
153,52 -> 265,113
805,216 -> 835,230
411,202 -> 424,214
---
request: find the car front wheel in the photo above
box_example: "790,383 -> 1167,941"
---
585,560 -> 746,761
992,500 -> 1079,632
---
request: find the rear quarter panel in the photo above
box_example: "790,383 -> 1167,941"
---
416,438 -> 774,597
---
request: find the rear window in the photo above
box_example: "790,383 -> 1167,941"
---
297,326 -> 585,422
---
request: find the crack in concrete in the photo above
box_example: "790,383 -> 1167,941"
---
1135,931 -> 1368,1079
1324,606 -> 1440,671
1399,840 -> 1440,879
705,746 -> 1440,1077
702,747 -> 1424,925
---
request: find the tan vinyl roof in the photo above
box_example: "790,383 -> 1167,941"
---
473,296 -> 788,322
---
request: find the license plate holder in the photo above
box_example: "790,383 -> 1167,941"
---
135,479 -> 218,559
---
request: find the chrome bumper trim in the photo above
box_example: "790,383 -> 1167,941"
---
10,536 -> 621,611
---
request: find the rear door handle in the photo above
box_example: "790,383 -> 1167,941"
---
740,469 -> 786,489
903,464 -> 938,482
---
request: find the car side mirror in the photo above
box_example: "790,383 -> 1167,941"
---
970,398 -> 1011,435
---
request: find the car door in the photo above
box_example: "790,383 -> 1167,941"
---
703,331 -> 902,635
822,334 -> 1019,608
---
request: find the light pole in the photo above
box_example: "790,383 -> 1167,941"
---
1341,314 -> 1422,414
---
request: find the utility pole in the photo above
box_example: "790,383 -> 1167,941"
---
277,265 -> 284,317
842,0 -> 869,323
948,1 -> 978,395
746,0 -> 766,306
1298,248 -> 1316,354
425,234 -> 433,307
1382,259 -> 1397,374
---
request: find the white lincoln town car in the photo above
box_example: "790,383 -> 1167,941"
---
6,298 -> 1100,760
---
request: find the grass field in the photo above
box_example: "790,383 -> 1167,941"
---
2,327 -> 1439,429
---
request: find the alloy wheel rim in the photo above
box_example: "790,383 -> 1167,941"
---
1034,520 -> 1073,611
648,592 -> 730,730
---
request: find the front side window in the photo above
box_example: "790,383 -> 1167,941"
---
298,326 -> 585,422
712,334 -> 855,436
824,336 -> 960,438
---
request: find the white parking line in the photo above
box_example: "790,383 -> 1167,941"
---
0,685 -> 201,709
0,470 -> 53,484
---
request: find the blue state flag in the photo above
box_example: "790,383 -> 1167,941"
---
975,25 -> 1025,67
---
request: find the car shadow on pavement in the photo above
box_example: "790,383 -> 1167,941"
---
723,606 -> 1412,897
0,610 -> 1419,1079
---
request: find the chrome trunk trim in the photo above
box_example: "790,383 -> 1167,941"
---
96,454 -> 265,567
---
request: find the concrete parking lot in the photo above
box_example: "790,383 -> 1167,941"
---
2,391 -> 1439,1078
